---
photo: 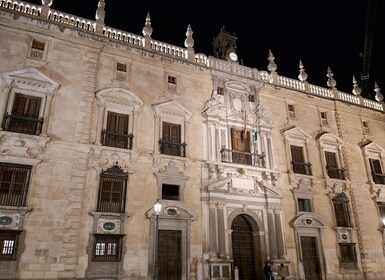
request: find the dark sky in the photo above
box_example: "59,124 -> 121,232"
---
28,0 -> 384,99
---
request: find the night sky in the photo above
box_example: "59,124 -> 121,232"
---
27,0 -> 385,99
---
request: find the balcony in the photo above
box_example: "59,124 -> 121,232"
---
327,166 -> 346,180
220,148 -> 266,167
2,113 -> 43,135
101,129 -> 133,149
292,161 -> 312,175
159,139 -> 186,157
372,173 -> 385,185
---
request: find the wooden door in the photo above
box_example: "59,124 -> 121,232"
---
158,230 -> 182,280
301,236 -> 321,280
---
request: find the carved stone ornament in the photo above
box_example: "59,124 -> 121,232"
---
96,218 -> 121,234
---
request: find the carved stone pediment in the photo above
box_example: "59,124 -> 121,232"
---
96,87 -> 143,109
152,100 -> 193,120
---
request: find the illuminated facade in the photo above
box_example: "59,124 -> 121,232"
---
0,1 -> 385,279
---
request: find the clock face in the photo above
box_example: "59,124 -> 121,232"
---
229,52 -> 238,61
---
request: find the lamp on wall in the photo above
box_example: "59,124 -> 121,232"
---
153,199 -> 162,280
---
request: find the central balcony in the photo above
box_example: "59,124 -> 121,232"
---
220,148 -> 266,167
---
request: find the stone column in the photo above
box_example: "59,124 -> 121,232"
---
217,202 -> 226,258
267,209 -> 278,259
208,201 -> 218,257
274,209 -> 285,258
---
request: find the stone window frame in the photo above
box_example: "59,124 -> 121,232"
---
94,88 -> 143,149
115,62 -> 127,81
360,141 -> 385,185
27,36 -> 49,61
332,192 -> 353,228
91,234 -> 124,262
152,100 -> 192,158
317,132 -> 346,181
1,68 -> 59,137
281,126 -> 312,176
319,111 -> 328,126
166,74 -> 178,93
287,103 -> 296,119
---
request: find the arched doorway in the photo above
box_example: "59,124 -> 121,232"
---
231,214 -> 259,280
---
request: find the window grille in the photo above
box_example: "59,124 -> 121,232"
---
288,104 -> 296,118
167,75 -> 177,92
0,163 -> 31,206
92,234 -> 123,262
0,231 -> 21,261
30,39 -> 45,59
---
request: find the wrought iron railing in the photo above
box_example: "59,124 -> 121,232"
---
220,148 -> 266,167
292,161 -> 312,175
372,173 -> 385,185
159,139 -> 186,157
2,113 -> 43,135
327,166 -> 346,180
101,129 -> 133,149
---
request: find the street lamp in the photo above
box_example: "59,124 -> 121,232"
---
153,199 -> 162,280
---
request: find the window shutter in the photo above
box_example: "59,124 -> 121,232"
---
369,159 -> 383,174
291,146 -> 304,162
325,152 -> 338,168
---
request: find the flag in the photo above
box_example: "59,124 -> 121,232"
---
253,131 -> 258,143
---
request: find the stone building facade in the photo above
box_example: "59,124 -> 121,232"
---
0,1 -> 385,280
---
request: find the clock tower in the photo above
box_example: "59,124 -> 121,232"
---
212,26 -> 238,62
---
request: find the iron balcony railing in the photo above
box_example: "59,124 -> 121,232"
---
292,161 -> 312,175
2,113 -> 43,135
101,129 -> 133,149
372,173 -> 385,185
159,139 -> 186,157
327,166 -> 346,180
220,148 -> 266,167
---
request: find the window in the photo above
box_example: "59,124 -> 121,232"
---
287,104 -> 296,118
0,231 -> 21,261
1,68 -> 59,137
115,62 -> 127,80
167,75 -> 177,92
217,87 -> 224,96
362,120 -> 370,134
160,122 -> 185,157
229,128 -> 251,165
339,243 -> 357,268
325,151 -> 345,180
29,39 -> 45,60
378,203 -> 385,227
333,193 -> 351,228
290,145 -> 312,175
2,93 -> 43,135
298,198 -> 312,212
162,184 -> 180,200
320,112 -> 328,126
248,95 -> 255,102
101,112 -> 132,149
97,164 -> 128,213
0,163 -> 31,207
369,159 -> 385,184
92,234 -> 123,262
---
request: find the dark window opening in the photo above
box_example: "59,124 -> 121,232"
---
325,151 -> 345,180
217,87 -> 224,95
298,198 -> 312,212
101,112 -> 132,149
162,184 -> 180,200
31,39 -> 45,51
248,95 -> 255,102
160,122 -> 185,157
339,243 -> 357,269
333,193 -> 351,227
369,158 -> 385,184
291,145 -> 312,175
116,63 -> 127,72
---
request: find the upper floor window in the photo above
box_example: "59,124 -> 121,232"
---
332,192 -> 352,228
360,140 -> 385,185
101,112 -> 132,149
320,112 -> 328,126
1,68 -> 59,137
325,151 -> 345,180
167,75 -> 177,92
29,39 -> 46,60
217,87 -> 224,96
95,88 -> 143,150
298,198 -> 312,212
97,164 -> 128,213
0,163 -> 31,207
115,62 -> 127,80
362,120 -> 370,135
92,234 -> 123,262
0,230 -> 20,261
153,100 -> 192,158
290,145 -> 312,175
281,126 -> 312,176
378,203 -> 385,228
248,95 -> 255,102
160,122 -> 185,157
369,158 -> 385,184
162,184 -> 180,200
317,132 -> 345,180
2,93 -> 43,135
287,104 -> 296,119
